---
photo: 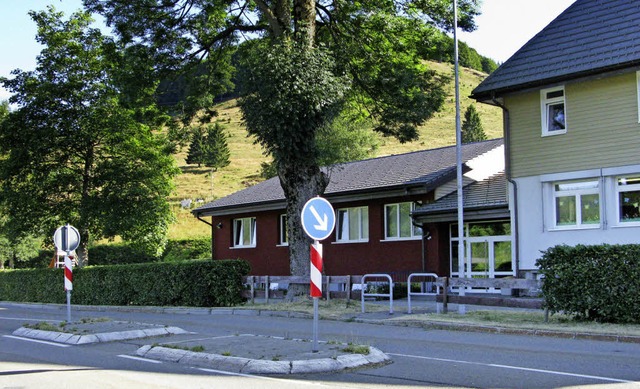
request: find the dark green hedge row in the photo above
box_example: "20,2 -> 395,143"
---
537,244 -> 640,323
12,238 -> 213,269
0,259 -> 249,307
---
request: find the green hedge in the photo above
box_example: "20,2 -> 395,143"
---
0,259 -> 249,307
537,244 -> 640,323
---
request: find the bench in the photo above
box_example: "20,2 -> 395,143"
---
435,277 -> 544,311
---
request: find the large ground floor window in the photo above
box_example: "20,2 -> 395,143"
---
450,220 -> 513,279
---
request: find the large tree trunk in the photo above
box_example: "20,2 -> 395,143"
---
293,0 -> 315,47
76,229 -> 90,268
280,163 -> 328,300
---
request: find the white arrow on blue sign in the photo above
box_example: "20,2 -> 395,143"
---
301,197 -> 336,241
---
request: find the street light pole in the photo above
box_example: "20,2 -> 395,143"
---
453,0 -> 466,314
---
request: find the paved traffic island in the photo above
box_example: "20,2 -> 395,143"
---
135,334 -> 390,375
12,321 -> 189,345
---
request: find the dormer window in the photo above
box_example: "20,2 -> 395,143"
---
541,86 -> 566,136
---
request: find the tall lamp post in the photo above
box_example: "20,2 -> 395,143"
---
453,0 -> 466,314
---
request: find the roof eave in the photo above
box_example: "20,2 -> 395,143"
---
472,61 -> 640,102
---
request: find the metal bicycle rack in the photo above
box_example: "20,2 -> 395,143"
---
360,274 -> 393,314
407,273 -> 439,314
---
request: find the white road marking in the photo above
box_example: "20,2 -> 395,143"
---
160,333 -> 252,345
2,335 -> 71,348
117,355 -> 163,364
388,352 -> 637,384
0,316 -> 62,323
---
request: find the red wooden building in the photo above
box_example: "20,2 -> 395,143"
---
193,139 -> 510,279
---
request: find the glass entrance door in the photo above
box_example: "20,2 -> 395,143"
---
467,239 -> 490,278
450,220 -> 514,281
465,238 -> 513,278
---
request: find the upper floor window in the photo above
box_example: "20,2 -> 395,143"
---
617,176 -> 640,224
553,180 -> 600,229
233,217 -> 256,247
337,206 -> 369,242
279,214 -> 288,245
541,86 -> 566,136
384,202 -> 422,240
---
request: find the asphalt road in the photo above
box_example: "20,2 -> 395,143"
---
1,302 -> 639,388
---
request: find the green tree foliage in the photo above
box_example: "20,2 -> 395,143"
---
0,232 -> 42,270
0,100 -> 9,120
461,104 -> 487,143
186,123 -> 231,171
202,123 -> 231,171
420,32 -> 498,74
317,114 -> 379,167
186,126 -> 206,167
259,113 -> 379,179
0,8 -> 179,265
84,0 -> 481,291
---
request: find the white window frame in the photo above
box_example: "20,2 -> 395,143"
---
550,179 -> 601,230
541,86 -> 567,136
615,175 -> 640,226
636,71 -> 640,123
383,202 -> 422,241
336,206 -> 369,243
278,214 -> 288,246
233,217 -> 256,248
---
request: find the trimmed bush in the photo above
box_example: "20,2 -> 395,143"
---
537,244 -> 640,323
88,244 -> 157,266
0,259 -> 249,307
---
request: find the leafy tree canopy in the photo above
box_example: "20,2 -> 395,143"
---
0,7 -> 179,265
83,0 -> 480,289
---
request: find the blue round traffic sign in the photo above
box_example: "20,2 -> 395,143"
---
301,197 -> 336,241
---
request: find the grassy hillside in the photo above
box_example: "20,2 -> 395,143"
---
169,62 -> 503,239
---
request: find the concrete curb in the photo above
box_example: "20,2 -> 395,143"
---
12,325 -> 189,345
136,344 -> 390,375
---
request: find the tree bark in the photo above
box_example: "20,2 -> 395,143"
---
293,0 -> 315,47
280,163 -> 327,300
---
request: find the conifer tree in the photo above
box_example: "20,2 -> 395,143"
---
202,123 -> 230,172
462,104 -> 487,143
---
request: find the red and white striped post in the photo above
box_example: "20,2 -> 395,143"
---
64,255 -> 73,292
310,242 -> 323,298
310,241 -> 323,352
64,254 -> 73,322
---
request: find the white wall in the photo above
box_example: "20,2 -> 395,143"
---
514,166 -> 640,271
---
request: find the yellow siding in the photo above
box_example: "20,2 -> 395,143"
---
506,71 -> 640,178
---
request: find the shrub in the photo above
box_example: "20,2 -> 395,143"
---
0,259 -> 250,307
89,243 -> 157,266
537,244 -> 640,323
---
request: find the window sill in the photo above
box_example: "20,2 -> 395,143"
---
541,129 -> 567,137
611,222 -> 640,228
332,240 -> 369,244
547,224 -> 601,232
276,243 -> 289,247
230,245 -> 257,249
380,237 -> 422,242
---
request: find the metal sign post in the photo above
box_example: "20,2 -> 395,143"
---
53,224 -> 80,322
301,197 -> 335,353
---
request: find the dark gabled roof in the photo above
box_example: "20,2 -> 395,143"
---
193,138 -> 504,216
472,0 -> 640,101
412,172 -> 507,217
